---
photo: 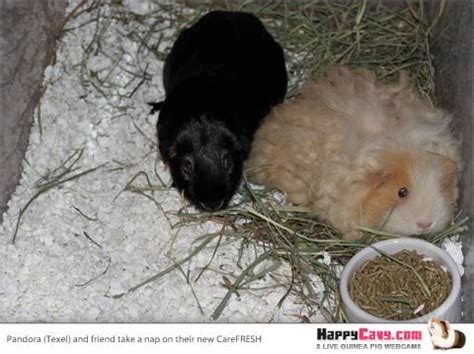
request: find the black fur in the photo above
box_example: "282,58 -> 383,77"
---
152,11 -> 287,211
453,330 -> 466,349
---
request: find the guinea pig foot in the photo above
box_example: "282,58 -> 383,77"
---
343,229 -> 364,241
179,190 -> 189,209
148,101 -> 164,114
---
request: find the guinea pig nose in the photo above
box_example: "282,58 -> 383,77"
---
200,200 -> 225,211
416,221 -> 432,230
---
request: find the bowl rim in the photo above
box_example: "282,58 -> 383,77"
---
339,237 -> 461,323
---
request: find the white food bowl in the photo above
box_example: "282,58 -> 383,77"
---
340,238 -> 461,323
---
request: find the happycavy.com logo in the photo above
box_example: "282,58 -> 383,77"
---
315,327 -> 423,350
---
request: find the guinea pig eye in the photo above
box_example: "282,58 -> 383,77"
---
181,157 -> 194,180
222,152 -> 233,171
398,187 -> 409,199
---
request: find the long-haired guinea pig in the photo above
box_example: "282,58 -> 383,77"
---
150,11 -> 287,211
428,317 -> 466,350
246,66 -> 461,240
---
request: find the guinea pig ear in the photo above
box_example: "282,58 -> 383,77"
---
161,141 -> 178,161
440,320 -> 450,338
443,320 -> 451,332
366,170 -> 390,188
367,172 -> 384,188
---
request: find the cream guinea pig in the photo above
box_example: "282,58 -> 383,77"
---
246,66 -> 462,240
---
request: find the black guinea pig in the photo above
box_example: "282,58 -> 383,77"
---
150,10 -> 287,211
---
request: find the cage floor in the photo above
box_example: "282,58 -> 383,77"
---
0,0 -> 316,322
0,0 -> 464,322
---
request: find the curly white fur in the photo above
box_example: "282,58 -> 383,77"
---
246,67 -> 461,239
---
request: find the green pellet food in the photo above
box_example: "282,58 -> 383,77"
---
349,250 -> 452,320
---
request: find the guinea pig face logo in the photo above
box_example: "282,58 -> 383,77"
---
428,317 -> 466,350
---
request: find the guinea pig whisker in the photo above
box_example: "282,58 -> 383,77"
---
354,226 -> 405,238
379,204 -> 396,232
